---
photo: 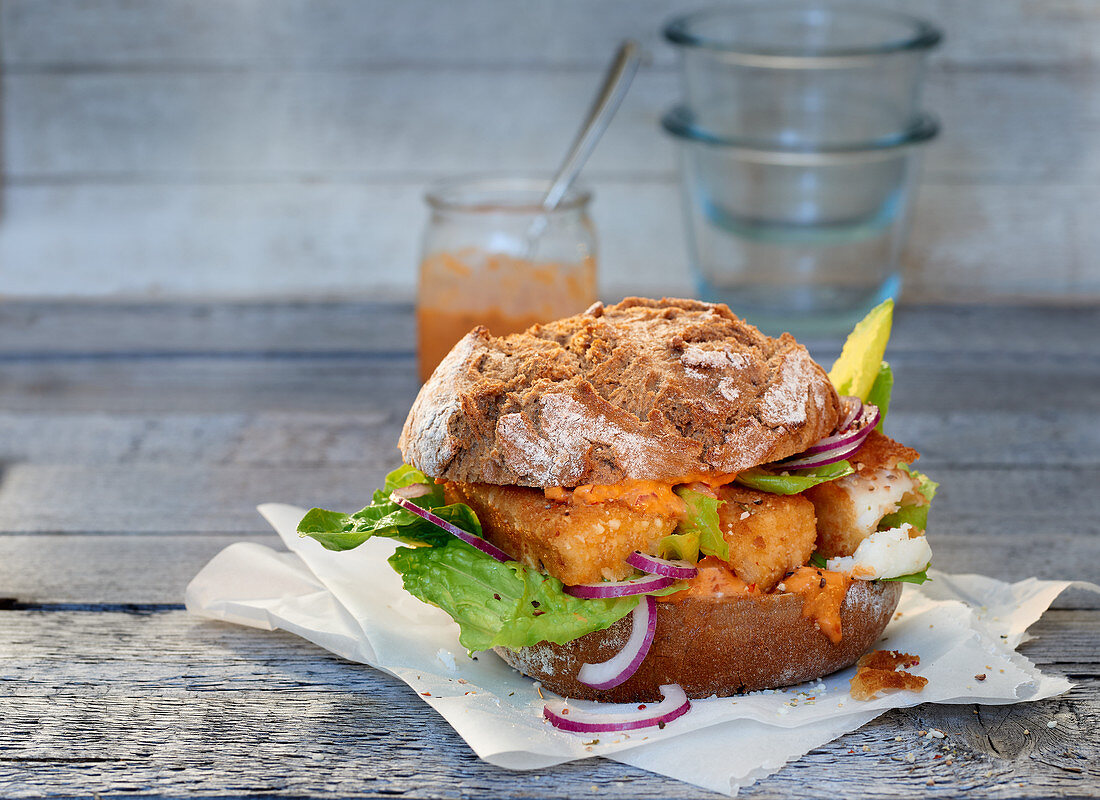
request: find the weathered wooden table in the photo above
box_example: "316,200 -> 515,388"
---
2,301 -> 1098,798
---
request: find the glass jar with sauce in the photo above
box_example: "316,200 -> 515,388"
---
417,175 -> 598,382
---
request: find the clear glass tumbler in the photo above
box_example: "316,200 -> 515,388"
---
662,106 -> 938,338
664,3 -> 942,146
662,2 -> 942,337
417,175 -> 598,382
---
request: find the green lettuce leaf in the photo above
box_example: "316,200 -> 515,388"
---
388,537 -> 647,652
298,465 -> 474,550
657,532 -> 700,563
300,464 -> 682,653
674,487 -> 729,561
865,362 -> 893,433
298,497 -> 475,550
736,461 -> 854,495
380,463 -> 445,504
879,568 -> 930,585
878,463 -> 938,531
877,504 -> 929,532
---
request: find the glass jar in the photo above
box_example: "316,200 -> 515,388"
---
417,175 -> 598,382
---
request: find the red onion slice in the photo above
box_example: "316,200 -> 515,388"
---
391,482 -> 433,500
778,439 -> 866,470
564,574 -> 675,599
837,395 -> 863,431
577,595 -> 657,690
390,493 -> 513,563
802,403 -> 880,455
776,404 -> 881,470
544,683 -> 691,734
625,551 -> 698,580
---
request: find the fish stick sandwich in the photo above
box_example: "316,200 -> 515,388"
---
299,298 -> 935,722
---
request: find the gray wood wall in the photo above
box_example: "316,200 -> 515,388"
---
1,0 -> 1097,302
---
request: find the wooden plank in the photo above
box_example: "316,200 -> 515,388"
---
0,350 -> 1096,414
904,184 -> 1099,301
1,70 -> 679,178
1,181 -> 1097,302
0,357 -> 422,413
5,0 -> 1100,69
0,409 -> 1095,468
2,608 -> 1096,688
2,9 -> 1100,305
0,609 -> 1095,797
3,531 -> 1098,607
0,302 -> 1095,359
2,690 -> 1094,798
0,180 -> 693,301
0,464 -> 402,532
0,534 -> 277,605
5,69 -> 1100,183
0,411 -> 400,466
0,300 -> 419,354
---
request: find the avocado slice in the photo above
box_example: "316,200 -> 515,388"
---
828,298 -> 894,401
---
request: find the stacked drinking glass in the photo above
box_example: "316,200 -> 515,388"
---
662,3 -> 942,337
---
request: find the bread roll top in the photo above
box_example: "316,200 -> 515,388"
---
401,297 -> 840,488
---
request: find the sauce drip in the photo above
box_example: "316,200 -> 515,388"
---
781,566 -> 851,644
658,556 -> 755,603
654,560 -> 851,645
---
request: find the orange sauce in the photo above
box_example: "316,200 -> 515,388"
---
416,250 -> 596,383
542,472 -> 740,516
576,480 -> 686,516
658,557 -> 756,603
418,305 -> 550,383
781,566 -> 851,644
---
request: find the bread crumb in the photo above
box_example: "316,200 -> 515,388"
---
850,650 -> 927,701
905,752 -> 915,763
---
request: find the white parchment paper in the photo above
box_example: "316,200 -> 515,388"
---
185,503 -> 1093,795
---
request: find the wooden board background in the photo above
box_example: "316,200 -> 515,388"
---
1,300 -> 1099,797
1,0 -> 1099,302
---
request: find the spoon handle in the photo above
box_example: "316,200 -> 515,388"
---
541,40 -> 643,213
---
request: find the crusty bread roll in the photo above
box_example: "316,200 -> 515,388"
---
401,297 -> 840,488
398,297 -> 903,701
494,580 -> 902,702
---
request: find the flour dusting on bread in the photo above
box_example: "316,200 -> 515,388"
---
401,297 -> 840,487
495,393 -> 668,487
761,349 -> 817,427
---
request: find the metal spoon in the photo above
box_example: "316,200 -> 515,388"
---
523,40 -> 643,257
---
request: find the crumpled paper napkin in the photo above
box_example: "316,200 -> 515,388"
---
185,503 -> 1092,796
